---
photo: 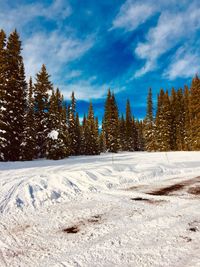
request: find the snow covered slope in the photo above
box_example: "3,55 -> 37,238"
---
0,152 -> 200,266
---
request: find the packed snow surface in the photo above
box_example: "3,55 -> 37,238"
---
0,152 -> 200,267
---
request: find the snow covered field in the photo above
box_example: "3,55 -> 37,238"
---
0,152 -> 200,267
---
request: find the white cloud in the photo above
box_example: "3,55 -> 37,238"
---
111,1 -> 156,31
65,70 -> 82,80
134,2 -> 200,77
134,61 -> 155,78
57,77 -> 125,101
22,31 -> 95,80
0,0 -> 72,32
0,0 -> 98,99
57,36 -> 94,63
164,47 -> 200,80
111,0 -> 200,79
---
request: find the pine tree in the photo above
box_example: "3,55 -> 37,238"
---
170,88 -> 178,150
102,89 -> 111,151
85,102 -> 99,155
136,120 -> 145,151
125,99 -> 134,151
103,90 -> 119,152
34,64 -> 53,158
175,88 -> 185,150
155,91 -> 163,150
61,96 -> 70,154
46,88 -> 69,160
155,90 -> 172,151
80,114 -> 87,155
74,113 -> 81,155
0,29 -> 7,160
21,77 -> 36,160
183,86 -> 191,150
95,117 -> 100,154
3,30 -> 27,161
132,116 -> 139,151
68,91 -> 78,155
119,114 -> 126,151
190,75 -> 200,150
144,88 -> 156,151
99,130 -> 106,153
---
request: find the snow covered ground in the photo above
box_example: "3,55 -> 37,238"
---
0,152 -> 200,267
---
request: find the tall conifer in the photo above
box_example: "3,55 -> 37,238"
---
4,30 -> 27,160
144,88 -> 156,151
21,77 -> 36,160
183,86 -> 191,150
74,113 -> 81,155
125,100 -> 134,151
34,64 -> 53,157
119,114 -> 126,151
85,102 -> 99,155
190,75 -> 200,150
46,88 -> 69,159
68,92 -> 78,155
103,90 -> 119,152
0,29 -> 7,160
155,90 -> 170,151
175,89 -> 185,150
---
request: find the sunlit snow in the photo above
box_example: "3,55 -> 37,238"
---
0,152 -> 200,267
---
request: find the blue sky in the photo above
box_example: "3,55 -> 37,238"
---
0,0 -> 200,119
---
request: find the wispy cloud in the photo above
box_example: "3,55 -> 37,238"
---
0,0 -> 99,100
164,46 -> 200,80
58,77 -> 125,100
0,0 -> 72,32
65,70 -> 82,80
111,0 -> 156,32
23,31 -> 95,80
111,0 -> 200,79
134,3 -> 200,77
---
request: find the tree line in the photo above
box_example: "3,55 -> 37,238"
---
0,29 -> 199,161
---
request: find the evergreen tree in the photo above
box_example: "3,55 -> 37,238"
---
74,113 -> 81,155
68,92 -> 78,155
0,29 -> 7,160
99,130 -> 106,153
119,114 -> 126,151
3,30 -> 27,161
183,86 -> 191,150
80,114 -> 87,155
103,90 -> 119,152
144,88 -> 156,151
125,100 -> 134,151
155,90 -> 164,150
132,116 -> 139,151
136,120 -> 145,151
21,77 -> 36,160
170,88 -> 178,150
46,88 -> 69,159
190,75 -> 200,150
95,117 -> 100,154
175,88 -> 185,150
34,64 -> 53,158
85,102 -> 99,155
155,90 -> 172,151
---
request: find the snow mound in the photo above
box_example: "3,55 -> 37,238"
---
0,152 -> 200,214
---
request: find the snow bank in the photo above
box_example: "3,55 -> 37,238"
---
0,152 -> 200,214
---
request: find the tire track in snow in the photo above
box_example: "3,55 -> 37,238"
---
0,179 -> 25,213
